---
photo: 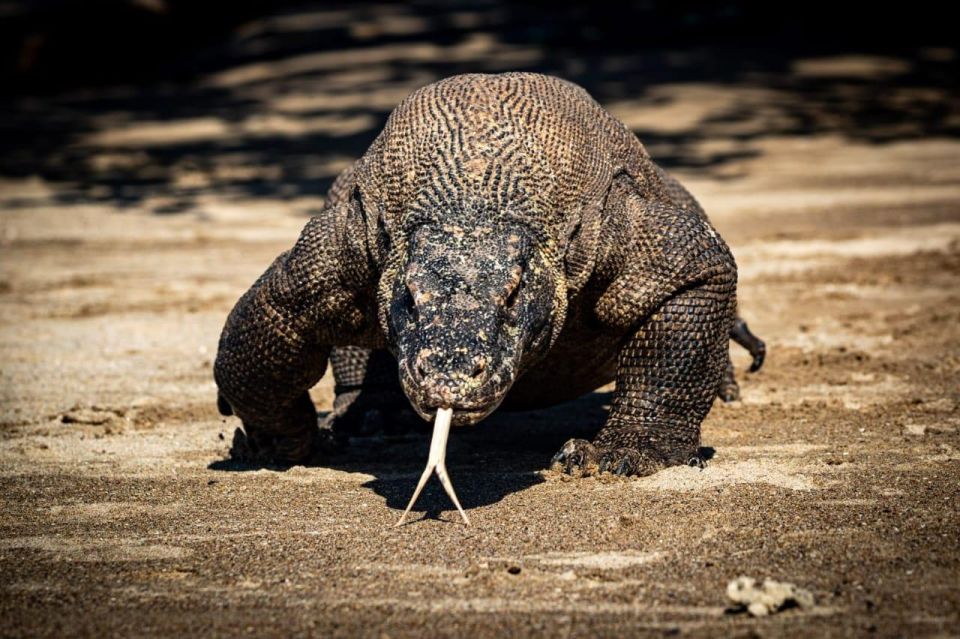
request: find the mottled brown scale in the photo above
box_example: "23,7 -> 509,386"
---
214,72 -> 765,476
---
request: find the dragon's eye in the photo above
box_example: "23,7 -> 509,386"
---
407,279 -> 433,307
506,282 -> 520,310
398,281 -> 417,321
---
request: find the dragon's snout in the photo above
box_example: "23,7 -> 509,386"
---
401,342 -> 509,424
411,348 -> 490,403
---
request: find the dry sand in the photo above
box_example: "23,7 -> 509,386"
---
1,39 -> 959,638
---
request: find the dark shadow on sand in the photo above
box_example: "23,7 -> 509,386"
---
208,389 -> 718,517
208,390 -> 612,514
2,2 -> 957,216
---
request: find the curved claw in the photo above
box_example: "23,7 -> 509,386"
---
598,448 -> 644,475
718,378 -> 741,403
748,343 -> 766,373
552,439 -> 674,477
551,438 -> 599,475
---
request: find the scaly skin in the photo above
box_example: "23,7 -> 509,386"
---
214,72 -> 764,475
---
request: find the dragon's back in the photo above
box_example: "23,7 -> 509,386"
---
356,72 -> 651,233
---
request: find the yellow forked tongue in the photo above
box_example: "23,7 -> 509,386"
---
395,407 -> 470,526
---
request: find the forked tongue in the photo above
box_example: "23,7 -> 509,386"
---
395,407 -> 470,526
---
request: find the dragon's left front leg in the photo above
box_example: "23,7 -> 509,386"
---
551,173 -> 739,476
553,265 -> 736,476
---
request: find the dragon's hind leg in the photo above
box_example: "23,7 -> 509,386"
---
326,346 -> 422,438
731,317 -> 766,372
717,317 -> 766,403
718,355 -> 740,402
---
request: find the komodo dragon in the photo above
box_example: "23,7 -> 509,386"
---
214,72 -> 766,486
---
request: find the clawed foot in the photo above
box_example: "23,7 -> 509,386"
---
730,318 -> 766,373
221,391 -> 336,466
550,439 -> 650,476
718,377 -> 740,402
550,439 -> 707,477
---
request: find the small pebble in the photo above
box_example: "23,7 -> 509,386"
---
903,423 -> 926,436
727,576 -> 814,616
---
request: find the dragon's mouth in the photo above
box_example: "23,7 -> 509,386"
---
398,358 -> 512,424
410,397 -> 501,425
442,406 -> 495,426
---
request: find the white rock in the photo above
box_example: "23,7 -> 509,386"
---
727,576 -> 815,616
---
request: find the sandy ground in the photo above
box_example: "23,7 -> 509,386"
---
1,28 -> 959,637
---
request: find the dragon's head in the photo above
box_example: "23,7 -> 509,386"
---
381,220 -> 565,425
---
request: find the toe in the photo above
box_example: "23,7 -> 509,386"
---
718,384 -> 740,402
598,448 -> 644,475
550,438 -> 599,475
552,441 -> 680,477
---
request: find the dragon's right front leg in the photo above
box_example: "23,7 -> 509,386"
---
214,200 -> 375,465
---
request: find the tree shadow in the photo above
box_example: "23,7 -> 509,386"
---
1,1 -> 956,216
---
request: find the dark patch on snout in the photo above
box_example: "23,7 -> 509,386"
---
387,222 -> 562,423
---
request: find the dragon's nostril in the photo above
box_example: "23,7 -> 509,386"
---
413,349 -> 433,382
469,357 -> 487,379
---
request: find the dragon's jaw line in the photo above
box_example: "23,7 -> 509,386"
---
394,407 -> 470,527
